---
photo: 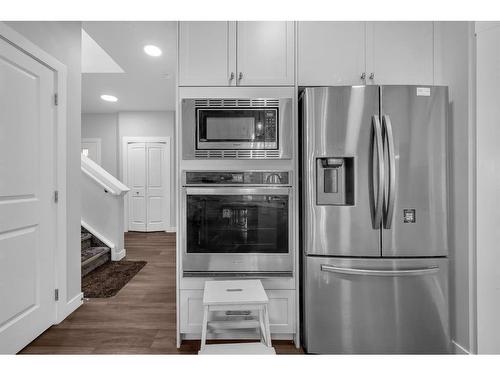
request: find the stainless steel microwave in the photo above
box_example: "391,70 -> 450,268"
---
182,98 -> 293,159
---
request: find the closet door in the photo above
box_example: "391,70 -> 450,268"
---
127,141 -> 169,232
127,142 -> 147,231
145,142 -> 168,231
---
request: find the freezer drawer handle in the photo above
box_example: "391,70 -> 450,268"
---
320,264 -> 439,277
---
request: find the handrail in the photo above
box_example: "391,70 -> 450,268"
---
81,167 -> 119,195
81,154 -> 130,196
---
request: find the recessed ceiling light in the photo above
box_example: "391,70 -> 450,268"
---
100,94 -> 118,102
144,45 -> 162,57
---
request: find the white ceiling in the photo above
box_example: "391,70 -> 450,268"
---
82,21 -> 177,113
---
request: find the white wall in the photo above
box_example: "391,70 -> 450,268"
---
82,114 -> 118,177
434,21 -> 475,354
81,111 -> 176,227
6,22 -> 82,307
475,21 -> 500,354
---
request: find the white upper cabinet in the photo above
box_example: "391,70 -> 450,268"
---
298,21 -> 435,86
178,21 -> 236,86
298,22 -> 366,86
366,22 -> 434,85
179,21 -> 294,86
236,21 -> 295,86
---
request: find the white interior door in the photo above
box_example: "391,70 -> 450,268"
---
81,138 -> 101,164
146,142 -> 168,231
126,140 -> 169,232
0,37 -> 56,353
127,142 -> 147,231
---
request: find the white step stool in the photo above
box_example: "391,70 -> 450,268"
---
198,279 -> 276,355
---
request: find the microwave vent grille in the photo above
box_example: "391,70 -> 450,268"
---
194,149 -> 281,159
194,98 -> 279,108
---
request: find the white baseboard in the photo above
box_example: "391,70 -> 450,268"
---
166,227 -> 177,233
452,340 -> 471,354
56,292 -> 83,324
112,247 -> 126,261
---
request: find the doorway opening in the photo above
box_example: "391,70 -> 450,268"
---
77,21 -> 178,350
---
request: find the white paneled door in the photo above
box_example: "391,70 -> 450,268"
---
126,141 -> 169,232
0,38 -> 56,353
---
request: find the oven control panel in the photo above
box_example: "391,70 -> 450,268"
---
184,171 -> 290,186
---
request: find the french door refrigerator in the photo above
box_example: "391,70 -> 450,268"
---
300,86 -> 450,354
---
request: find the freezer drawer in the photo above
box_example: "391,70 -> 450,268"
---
303,256 -> 450,354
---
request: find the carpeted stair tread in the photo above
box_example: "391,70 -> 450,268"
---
81,232 -> 92,242
81,246 -> 110,265
80,226 -> 112,277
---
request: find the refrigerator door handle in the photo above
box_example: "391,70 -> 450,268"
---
371,115 -> 384,229
382,114 -> 396,229
320,264 -> 439,277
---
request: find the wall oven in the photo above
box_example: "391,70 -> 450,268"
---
182,98 -> 292,159
181,171 -> 293,277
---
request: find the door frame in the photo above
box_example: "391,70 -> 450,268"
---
81,137 -> 102,164
0,23 -> 71,324
121,136 -> 172,232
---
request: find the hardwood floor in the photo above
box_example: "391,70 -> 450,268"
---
20,232 -> 303,354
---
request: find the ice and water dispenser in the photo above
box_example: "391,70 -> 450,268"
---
316,157 -> 354,206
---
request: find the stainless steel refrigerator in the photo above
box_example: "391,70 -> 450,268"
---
300,86 -> 450,354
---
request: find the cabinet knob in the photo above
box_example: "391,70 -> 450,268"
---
369,72 -> 375,80
238,72 -> 243,81
360,72 -> 366,80
229,72 -> 234,81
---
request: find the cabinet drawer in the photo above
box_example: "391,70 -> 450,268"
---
179,289 -> 296,334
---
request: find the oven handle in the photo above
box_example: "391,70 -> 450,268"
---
184,187 -> 292,196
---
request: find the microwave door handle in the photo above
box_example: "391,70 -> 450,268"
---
371,115 -> 384,229
382,115 -> 396,229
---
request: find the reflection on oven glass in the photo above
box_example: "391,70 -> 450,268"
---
187,195 -> 289,254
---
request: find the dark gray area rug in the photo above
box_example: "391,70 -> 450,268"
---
82,260 -> 147,298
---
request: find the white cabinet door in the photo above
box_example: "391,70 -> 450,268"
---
146,142 -> 168,232
179,21 -> 236,86
0,37 -> 56,353
236,21 -> 295,86
298,21 -> 367,86
128,142 -> 147,231
180,289 -> 296,335
366,22 -> 434,85
265,290 -> 296,334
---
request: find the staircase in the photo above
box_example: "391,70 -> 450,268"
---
81,227 -> 111,277
81,154 -> 129,261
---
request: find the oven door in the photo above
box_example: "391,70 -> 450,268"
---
182,187 -> 293,276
